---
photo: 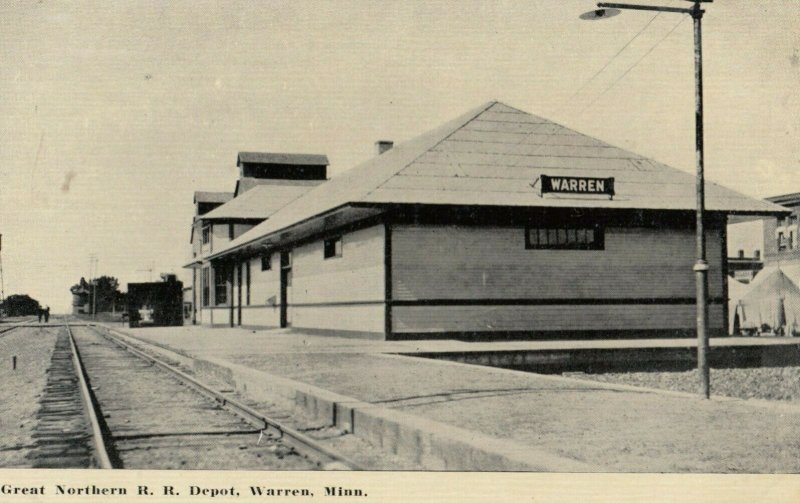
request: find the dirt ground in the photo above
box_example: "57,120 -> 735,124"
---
0,326 -> 59,467
232,353 -> 800,472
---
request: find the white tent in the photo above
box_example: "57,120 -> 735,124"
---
734,267 -> 800,336
727,278 -> 751,335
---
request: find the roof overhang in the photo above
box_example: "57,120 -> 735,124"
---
206,204 -> 385,262
183,258 -> 204,269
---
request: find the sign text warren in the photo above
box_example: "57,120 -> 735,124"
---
540,175 -> 615,196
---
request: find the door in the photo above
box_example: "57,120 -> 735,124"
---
236,263 -> 243,326
228,265 -> 235,328
280,251 -> 292,328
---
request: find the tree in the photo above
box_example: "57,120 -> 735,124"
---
1,294 -> 41,316
70,275 -> 123,313
93,276 -> 120,312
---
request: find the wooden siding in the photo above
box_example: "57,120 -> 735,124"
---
290,225 -> 385,334
291,304 -> 384,334
391,224 -> 725,334
233,223 -> 255,240
198,306 -> 228,325
212,223 -> 231,252
241,254 -> 281,328
393,305 -> 724,333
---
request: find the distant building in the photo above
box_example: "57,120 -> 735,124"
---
727,192 -> 800,335
726,192 -> 800,280
762,193 -> 800,266
70,278 -> 91,314
185,101 -> 785,340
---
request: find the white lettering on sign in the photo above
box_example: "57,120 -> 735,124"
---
541,176 -> 611,195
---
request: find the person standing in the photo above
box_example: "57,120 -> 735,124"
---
37,308 -> 42,323
44,306 -> 50,323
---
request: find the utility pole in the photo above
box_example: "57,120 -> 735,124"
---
583,0 -> 713,398
89,255 -> 98,319
0,234 -> 5,318
137,263 -> 154,282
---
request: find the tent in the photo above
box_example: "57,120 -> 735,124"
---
727,277 -> 751,335
735,267 -> 800,336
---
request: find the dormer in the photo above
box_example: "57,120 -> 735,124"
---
235,152 -> 328,196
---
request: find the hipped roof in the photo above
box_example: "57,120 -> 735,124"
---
193,191 -> 233,204
211,101 -> 788,260
201,182 -> 318,220
237,152 -> 328,166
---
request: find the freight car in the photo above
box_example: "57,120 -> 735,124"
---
126,275 -> 183,328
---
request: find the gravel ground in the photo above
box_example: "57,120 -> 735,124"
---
564,366 -> 800,402
0,326 -> 59,467
231,353 -> 800,472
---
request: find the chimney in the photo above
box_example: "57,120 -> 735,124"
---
375,140 -> 394,155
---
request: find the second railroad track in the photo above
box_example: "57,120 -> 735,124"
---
65,322 -> 361,470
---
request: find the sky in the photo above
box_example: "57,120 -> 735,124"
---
0,0 -> 798,312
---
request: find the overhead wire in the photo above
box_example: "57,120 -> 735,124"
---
580,14 -> 689,114
505,11 -> 666,155
568,12 -> 662,102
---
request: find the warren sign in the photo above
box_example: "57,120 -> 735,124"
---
540,175 -> 615,197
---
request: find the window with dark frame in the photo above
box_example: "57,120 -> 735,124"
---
525,225 -> 604,250
261,254 -> 271,271
201,267 -> 210,307
202,225 -> 211,245
324,236 -> 343,259
214,266 -> 227,305
228,223 -> 234,240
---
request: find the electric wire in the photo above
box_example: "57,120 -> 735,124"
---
505,12 -> 665,155
580,14 -> 688,113
569,12 -> 662,101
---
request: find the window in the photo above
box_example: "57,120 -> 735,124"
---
525,225 -> 604,250
228,224 -> 235,240
261,254 -> 271,271
214,266 -> 227,305
778,232 -> 786,251
201,268 -> 210,307
202,226 -> 211,245
790,231 -> 795,250
324,236 -> 343,259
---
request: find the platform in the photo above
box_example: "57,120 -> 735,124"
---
107,324 -> 800,472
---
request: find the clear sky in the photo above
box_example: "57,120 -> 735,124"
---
1,0 -> 797,312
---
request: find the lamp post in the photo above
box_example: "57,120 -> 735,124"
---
582,0 -> 713,398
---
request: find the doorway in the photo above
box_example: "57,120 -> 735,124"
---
236,263 -> 242,326
280,251 -> 292,328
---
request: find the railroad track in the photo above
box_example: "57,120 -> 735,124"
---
30,321 -> 362,470
0,318 -> 36,336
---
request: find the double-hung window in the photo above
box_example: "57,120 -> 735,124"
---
525,225 -> 604,250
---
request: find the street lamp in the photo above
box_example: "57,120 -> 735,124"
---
582,0 -> 713,398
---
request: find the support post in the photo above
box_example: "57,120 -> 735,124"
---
691,2 -> 710,399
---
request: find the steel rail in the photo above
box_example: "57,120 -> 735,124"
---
64,320 -> 114,469
0,319 -> 38,335
88,323 -> 364,470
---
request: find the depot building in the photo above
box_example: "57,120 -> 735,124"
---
185,101 -> 786,340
